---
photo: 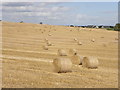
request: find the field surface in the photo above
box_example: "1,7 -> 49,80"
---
1,22 -> 118,88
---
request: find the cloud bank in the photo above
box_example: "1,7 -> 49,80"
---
2,2 -> 118,25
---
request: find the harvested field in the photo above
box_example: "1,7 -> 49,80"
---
1,21 -> 118,88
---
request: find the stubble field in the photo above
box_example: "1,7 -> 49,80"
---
1,21 -> 118,88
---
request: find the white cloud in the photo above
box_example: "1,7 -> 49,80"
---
2,2 -> 71,22
51,6 -> 69,12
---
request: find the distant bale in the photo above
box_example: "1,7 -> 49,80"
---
48,34 -> 52,36
91,39 -> 95,42
43,45 -> 48,50
53,57 -> 72,73
74,38 -> 78,42
115,37 -> 118,40
58,49 -> 67,56
47,41 -> 52,46
69,49 -> 77,55
78,41 -> 82,45
103,43 -> 107,47
71,54 -> 84,65
101,36 -> 104,38
44,38 -> 48,42
82,57 -> 99,69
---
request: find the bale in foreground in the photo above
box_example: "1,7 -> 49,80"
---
58,49 -> 67,56
82,57 -> 99,69
53,57 -> 72,73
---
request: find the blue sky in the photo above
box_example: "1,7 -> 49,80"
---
1,2 -> 118,26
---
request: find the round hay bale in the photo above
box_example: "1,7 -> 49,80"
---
53,57 -> 72,73
47,41 -> 52,46
71,54 -> 84,65
74,38 -> 77,41
43,45 -> 48,50
44,38 -> 48,42
82,56 -> 99,69
91,39 -> 95,42
69,49 -> 77,55
78,41 -> 82,45
58,49 -> 67,56
101,36 -> 104,38
48,34 -> 52,36
103,43 -> 107,47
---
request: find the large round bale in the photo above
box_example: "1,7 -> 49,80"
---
71,54 -> 84,65
69,49 -> 77,55
53,57 -> 72,73
43,45 -> 48,50
58,49 -> 67,56
82,57 -> 99,69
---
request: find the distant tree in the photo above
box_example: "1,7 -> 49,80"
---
0,20 -> 2,21
40,22 -> 43,24
114,23 -> 120,31
70,25 -> 74,27
20,21 -> 23,23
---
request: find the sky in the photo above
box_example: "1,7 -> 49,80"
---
1,2 -> 118,26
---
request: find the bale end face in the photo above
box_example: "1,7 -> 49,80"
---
71,54 -> 84,65
53,57 -> 72,73
82,56 -> 99,69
